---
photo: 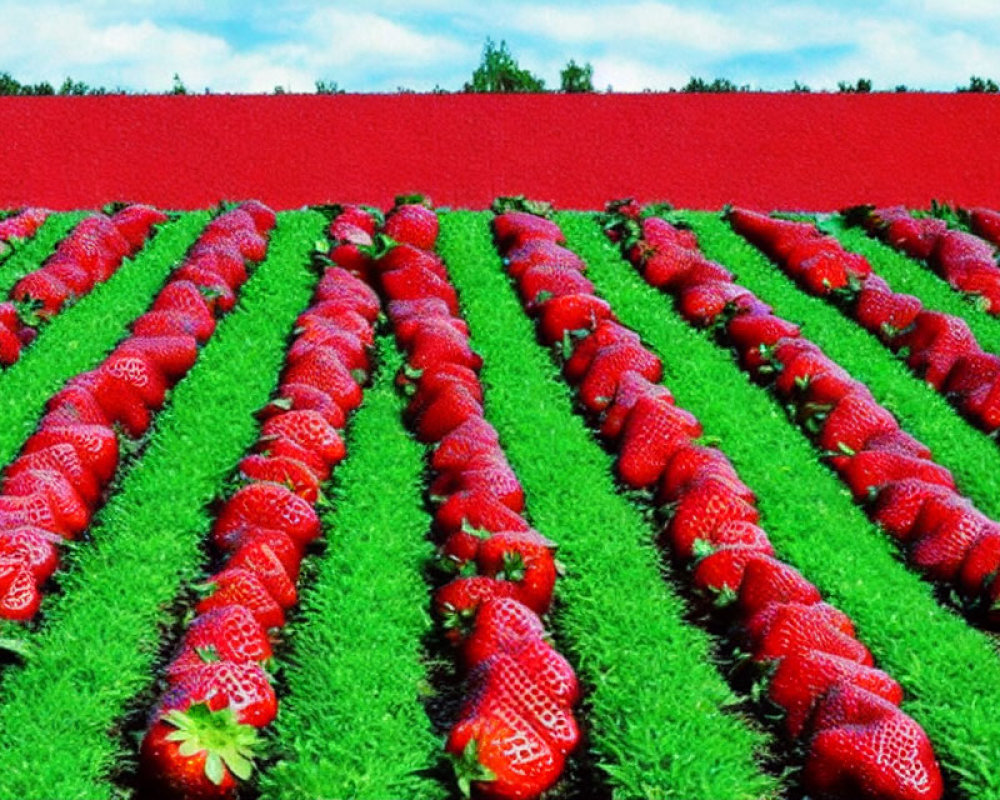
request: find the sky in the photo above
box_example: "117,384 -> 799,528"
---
1,0 -> 999,93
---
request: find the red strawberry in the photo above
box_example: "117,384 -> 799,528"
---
858,428 -> 931,459
617,394 -> 701,489
728,208 -> 817,259
414,383 -> 483,443
446,462 -> 525,514
133,309 -> 208,339
258,384 -> 346,429
726,312 -> 801,354
737,556 -> 822,617
259,410 -> 345,470
6,442 -> 100,507
172,265 -> 237,313
0,559 -> 41,620
434,491 -> 532,539
114,335 -> 199,381
215,527 -> 303,579
639,244 -> 703,290
42,382 -> 111,427
23,424 -> 118,484
187,244 -> 249,291
666,481 -> 760,560
152,281 -> 217,342
817,390 -> 898,455
535,293 -> 614,345
12,271 -> 72,319
225,538 -> 298,609
518,265 -> 594,311
214,483 -> 320,548
599,371 -> 673,441
910,498 -> 987,580
656,445 -> 739,503
435,576 -> 517,639
238,455 -> 320,503
641,216 -> 699,249
140,705 -> 256,799
406,320 -> 482,373
957,526 -> 1000,596
238,200 -> 277,234
283,350 -> 363,414
562,320 -> 639,381
4,468 -> 91,537
44,257 -> 96,295
578,342 -> 662,413
195,568 -> 286,629
804,684 -> 943,800
111,204 -> 168,251
0,527 -> 60,582
839,450 -> 954,500
677,281 -> 753,327
508,635 -> 579,707
896,311 -> 979,389
493,212 -> 564,250
385,203 -> 438,250
0,323 -> 22,365
505,240 -> 585,281
381,264 -> 458,314
477,531 -> 557,614
289,331 -> 370,376
746,601 -> 870,665
168,606 -> 272,680
158,661 -> 276,727
870,479 -> 955,541
968,207 -> 1000,246
691,543 -> 774,594
461,597 -> 546,668
854,283 -> 923,336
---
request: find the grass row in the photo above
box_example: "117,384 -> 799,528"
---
439,210 -> 777,800
0,212 -> 210,469
820,215 -> 1000,355
0,211 -> 325,800
258,335 -> 445,800
0,211 -> 87,293
676,211 -> 1000,521
556,211 -> 1000,800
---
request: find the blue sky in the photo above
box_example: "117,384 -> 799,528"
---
1,0 -> 999,93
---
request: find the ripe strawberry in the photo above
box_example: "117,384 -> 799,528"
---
380,264 -> 459,314
158,661 -> 276,727
259,410 -> 345,471
44,257 -> 96,295
870,479 -> 955,541
599,371 -> 674,441
430,415 -> 499,472
944,352 -> 1000,399
214,482 -> 320,548
283,350 -> 364,414
803,684 -> 942,800
167,606 -> 272,680
133,309 -> 208,339
0,526 -> 60,582
254,439 -> 330,482
493,212 -> 564,250
931,228 -> 995,274
12,271 -> 72,319
957,526 -> 1000,597
385,203 -> 439,250
769,650 -> 903,738
896,311 -> 979,389
258,384 -> 346,429
854,283 -> 923,336
4,468 -> 91,537
152,281 -> 217,340
196,567 -> 286,629
966,207 -> 1000,248
0,558 -> 41,620
910,499 -> 987,580
737,556 -> 822,617
406,320 -> 482,373
505,240 -> 585,281
617,394 -> 701,489
43,383 -> 109,428
477,531 -> 557,614
114,335 -> 199,381
872,207 -> 945,260
447,463 -> 525,514
215,526 -> 303,579
641,216 -> 699,249
314,268 -> 381,320
461,653 -> 579,755
414,383 -> 483,443
817,390 -> 898,455
140,705 -> 256,799
433,491 -> 532,539
287,333 -> 370,376
746,601 -> 870,665
691,544 -> 774,594
726,312 -> 801,354
447,709 -> 563,800
839,450 -> 954,500
518,265 -> 595,310
435,576 -> 517,639
23,424 -> 118,484
677,281 -> 754,327
172,265 -> 237,313
666,480 -> 760,560
0,323 -> 22,365
639,244 -> 705,290
111,204 -> 168,251
578,342 -> 662,413
219,540 -> 298,615
773,347 -> 847,398
187,244 -> 249,290
238,455 -> 320,503
460,597 -> 546,667
535,293 -> 614,345
238,200 -> 277,234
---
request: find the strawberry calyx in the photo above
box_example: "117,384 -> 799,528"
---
450,737 -> 497,799
194,646 -> 222,664
497,551 -> 527,583
14,297 -> 43,328
162,704 -> 258,785
394,193 -> 431,209
490,195 -> 554,218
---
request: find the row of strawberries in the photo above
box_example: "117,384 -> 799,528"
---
0,202 -> 274,621
139,206 -> 383,799
368,197 -> 580,800
852,204 -> 1000,313
0,205 -> 167,365
720,207 -> 1000,618
495,201 -> 942,800
733,209 -> 1000,433
0,207 -> 50,256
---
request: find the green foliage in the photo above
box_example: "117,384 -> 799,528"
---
790,80 -> 811,92
259,336 -> 444,800
314,79 -> 344,94
0,211 -> 324,800
958,75 -> 1000,92
171,72 -> 188,95
559,59 -> 594,93
682,76 -> 749,92
464,38 -> 545,93
0,213 -> 208,468
559,210 -> 1000,800
837,78 -> 873,93
0,71 -> 109,96
439,210 -> 778,800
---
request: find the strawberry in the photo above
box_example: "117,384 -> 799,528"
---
895,311 -> 979,389
691,543 -> 774,594
238,455 -> 320,503
158,661 -> 276,727
677,281 -> 753,327
746,601 -> 871,665
435,576 -> 517,640
803,684 -> 942,800
333,205 -> 379,237
238,200 -> 277,234
783,240 -> 852,294
0,526 -> 61,582
195,567 -> 286,629
413,383 -> 483,443
460,597 -> 546,668
259,410 -> 346,470
870,479 -> 955,541
380,264 -> 459,314
114,335 -> 199,381
287,332 -> 370,375
666,480 -> 760,559
283,350 -> 364,414
839,450 -> 954,500
725,312 -> 801,354
434,491 -> 532,539
931,228 -> 995,275
639,245 -> 706,290
910,498 -> 987,580
406,320 -> 482,373
448,709 -> 563,800
577,341 -> 662,413
561,320 -> 638,381
505,240 -> 585,281
943,352 -> 1000,398
140,705 -> 256,799
314,268 -> 381,319
43,383 -> 109,427
728,208 -> 817,259
641,216 -> 699,249
817,389 -> 898,455
535,293 -> 614,345
477,531 -> 557,614
12,271 -> 72,319
0,559 -> 41,620
768,649 -> 903,738
133,309 -> 208,339
461,653 -> 579,755
4,468 -> 91,537
23,424 -> 118,484
737,556 -> 822,617
44,257 -> 96,295
151,281 -> 217,342
493,212 -> 564,250
214,482 -> 320,548
172,265 -> 237,313
967,207 -> 1000,247
957,526 -> 1000,596
215,527 -> 303,579
186,244 -> 248,291
167,606 -> 272,680
224,537 -> 298,609
375,242 -> 448,279
446,462 -> 525,514
258,384 -> 346,429
384,203 -> 438,250
870,207 -> 945,260
255,439 -> 329,482
854,283 -> 923,337
599,371 -> 673,441
110,204 -> 168,251
617,394 -> 701,489
0,323 -> 21,365
518,265 -> 595,310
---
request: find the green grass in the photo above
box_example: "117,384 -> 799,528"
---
258,336 -> 445,800
0,212 -> 88,292
820,214 -> 1000,356
557,211 -> 1000,800
676,210 -> 1000,521
0,211 -> 325,800
439,211 -> 778,800
0,212 -> 210,469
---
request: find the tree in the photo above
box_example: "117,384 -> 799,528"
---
315,79 -> 344,94
957,75 -> 999,93
837,78 -> 872,93
171,73 -> 188,95
560,59 -> 594,93
681,76 -> 748,92
464,39 -> 545,93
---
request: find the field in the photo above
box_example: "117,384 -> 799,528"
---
0,194 -> 999,800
